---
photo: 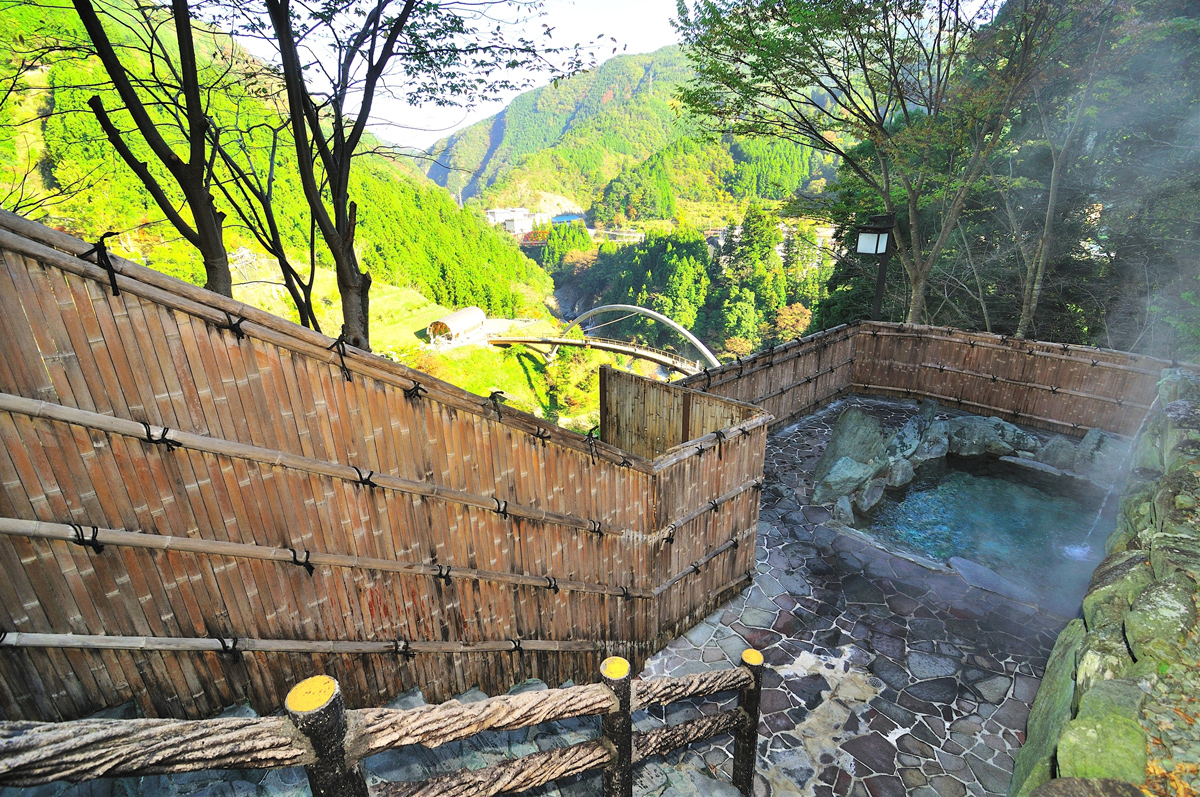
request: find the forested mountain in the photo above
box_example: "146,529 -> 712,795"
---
0,0 -> 551,322
422,46 -> 835,220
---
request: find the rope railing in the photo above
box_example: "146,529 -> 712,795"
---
0,652 -> 769,797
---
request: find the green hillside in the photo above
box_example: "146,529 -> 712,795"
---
422,46 -> 835,221
0,0 -> 552,327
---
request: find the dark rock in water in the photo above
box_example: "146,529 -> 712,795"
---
854,479 -> 887,514
814,409 -> 891,484
1029,778 -> 1144,797
946,416 -> 1040,457
909,421 -> 949,468
885,459 -> 915,489
1073,428 -> 1129,486
1036,435 -> 1078,470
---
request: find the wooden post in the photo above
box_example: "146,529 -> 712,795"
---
600,655 -> 632,797
285,675 -> 368,797
733,648 -> 764,797
599,365 -> 610,445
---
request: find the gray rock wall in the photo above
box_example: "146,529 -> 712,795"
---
1009,369 -> 1200,797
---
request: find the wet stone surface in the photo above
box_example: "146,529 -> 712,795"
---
640,397 -> 1070,797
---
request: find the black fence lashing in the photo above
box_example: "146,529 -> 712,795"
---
0,653 -> 766,797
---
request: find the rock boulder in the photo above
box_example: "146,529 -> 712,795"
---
814,457 -> 877,505
1035,435 -> 1078,470
947,416 -> 1040,457
813,408 -> 890,484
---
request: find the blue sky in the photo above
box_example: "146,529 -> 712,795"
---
379,0 -> 682,149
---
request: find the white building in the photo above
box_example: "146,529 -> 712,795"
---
485,207 -> 550,236
427,307 -> 487,344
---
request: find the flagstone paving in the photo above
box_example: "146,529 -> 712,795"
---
637,397 -> 1072,797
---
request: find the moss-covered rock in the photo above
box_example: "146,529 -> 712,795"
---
1081,551 -> 1154,630
1074,629 -> 1132,700
1132,410 -> 1165,474
1056,714 -> 1147,784
1075,678 -> 1146,723
1124,572 -> 1197,662
1009,619 -> 1086,797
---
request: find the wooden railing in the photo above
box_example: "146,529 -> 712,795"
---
678,321 -> 1194,437
0,211 -> 768,722
0,652 -> 766,797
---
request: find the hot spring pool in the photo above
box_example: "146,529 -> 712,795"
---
865,460 -> 1113,615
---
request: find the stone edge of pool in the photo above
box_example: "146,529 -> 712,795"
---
1010,368 -> 1200,797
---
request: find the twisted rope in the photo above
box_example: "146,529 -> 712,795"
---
352,683 -> 616,756
633,709 -> 746,763
0,717 -> 310,785
373,740 -> 611,797
631,668 -> 751,711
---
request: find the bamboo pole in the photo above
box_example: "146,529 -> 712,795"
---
0,518 -> 650,599
0,390 -> 627,537
0,631 -> 605,655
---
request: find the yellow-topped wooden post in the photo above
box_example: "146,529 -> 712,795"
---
285,675 -> 368,797
733,648 -> 765,796
600,655 -> 633,797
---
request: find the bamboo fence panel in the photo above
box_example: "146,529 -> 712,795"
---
681,321 -> 1194,438
0,212 -> 770,723
678,326 -> 857,430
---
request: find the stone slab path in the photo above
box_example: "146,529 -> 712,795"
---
639,397 -> 1072,797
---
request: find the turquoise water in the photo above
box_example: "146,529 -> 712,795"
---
866,463 -> 1108,614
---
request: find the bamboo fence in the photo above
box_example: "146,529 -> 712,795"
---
678,321 -> 1196,437
0,211 -> 768,722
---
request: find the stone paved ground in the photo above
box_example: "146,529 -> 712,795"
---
637,397 -> 1073,797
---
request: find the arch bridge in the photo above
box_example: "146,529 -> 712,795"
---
487,304 -> 721,376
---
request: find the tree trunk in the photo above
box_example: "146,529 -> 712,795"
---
906,273 -> 927,323
193,192 -> 232,297
335,254 -> 371,350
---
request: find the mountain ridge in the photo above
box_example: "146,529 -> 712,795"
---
422,45 -> 836,222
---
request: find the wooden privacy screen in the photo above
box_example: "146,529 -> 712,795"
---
600,367 -> 759,460
678,321 -> 1194,437
0,211 -> 767,722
